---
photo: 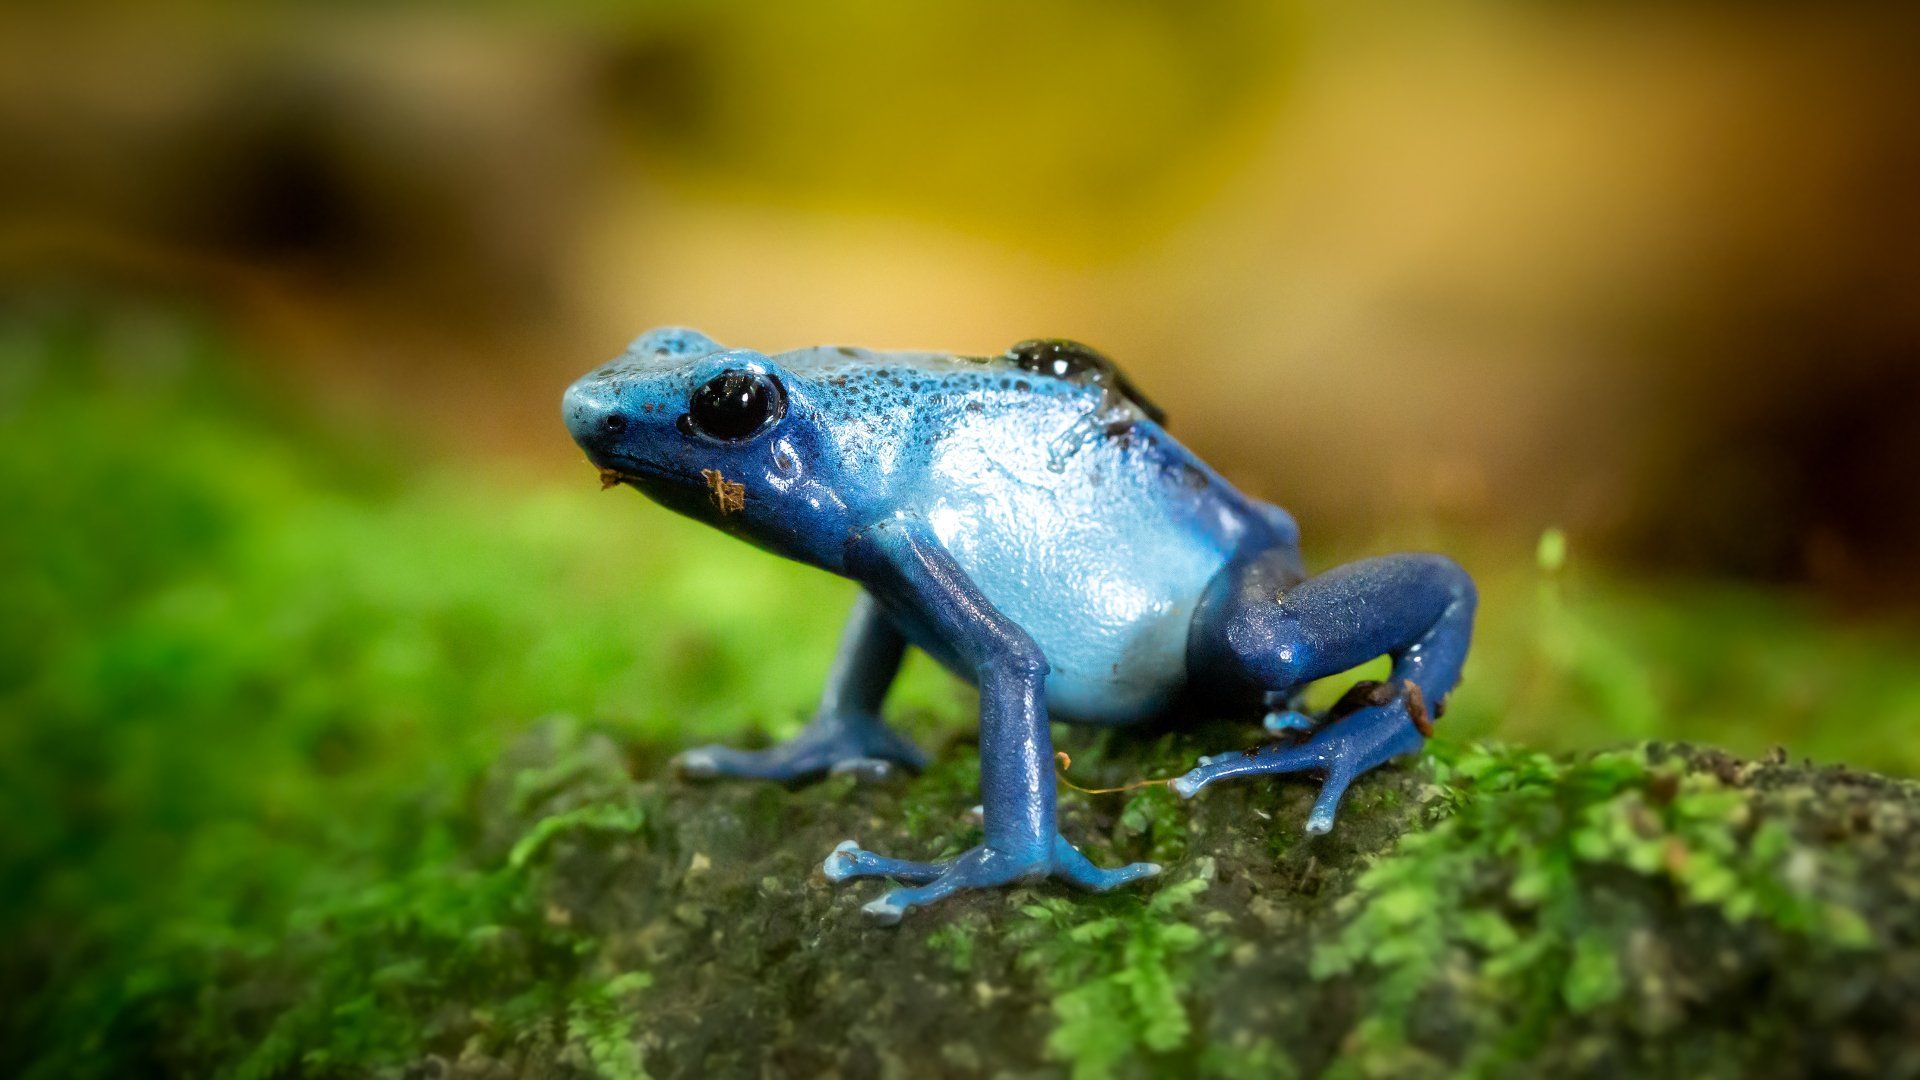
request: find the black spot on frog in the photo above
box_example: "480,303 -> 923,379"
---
1005,339 -> 1168,427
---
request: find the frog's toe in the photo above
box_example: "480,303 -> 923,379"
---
1305,766 -> 1364,835
1263,708 -> 1317,736
821,841 -> 948,885
821,839 -> 863,882
1068,860 -> 1162,892
1171,739 -> 1332,800
828,756 -> 902,783
1305,801 -> 1339,835
672,743 -> 815,783
672,746 -> 723,779
861,893 -> 911,926
860,875 -> 984,926
1051,835 -> 1161,892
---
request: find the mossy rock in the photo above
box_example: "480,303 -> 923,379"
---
365,720 -> 1920,1079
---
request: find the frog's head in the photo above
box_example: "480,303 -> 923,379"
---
563,327 -> 855,567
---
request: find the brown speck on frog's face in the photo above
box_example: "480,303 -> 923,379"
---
701,468 -> 746,515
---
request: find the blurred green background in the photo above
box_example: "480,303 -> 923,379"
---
4,1 -> 1920,1074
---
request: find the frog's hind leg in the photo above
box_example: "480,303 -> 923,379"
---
1178,552 -> 1476,833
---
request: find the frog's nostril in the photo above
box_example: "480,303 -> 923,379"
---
601,413 -> 629,436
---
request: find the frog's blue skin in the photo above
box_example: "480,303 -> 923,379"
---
563,328 -> 1476,924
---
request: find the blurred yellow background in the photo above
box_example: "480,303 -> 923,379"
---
4,0 -> 1918,600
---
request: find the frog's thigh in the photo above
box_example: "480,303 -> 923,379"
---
1188,550 -> 1469,698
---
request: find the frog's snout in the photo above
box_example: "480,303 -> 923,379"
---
562,379 -> 634,463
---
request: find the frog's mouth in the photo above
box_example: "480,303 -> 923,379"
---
588,457 -> 683,495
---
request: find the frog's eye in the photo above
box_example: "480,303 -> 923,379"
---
684,370 -> 785,441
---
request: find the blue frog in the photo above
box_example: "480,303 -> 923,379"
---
564,328 -> 1475,924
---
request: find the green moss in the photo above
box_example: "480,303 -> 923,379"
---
900,752 -> 986,857
1014,863 -> 1223,1079
927,923 -> 979,974
1114,787 -> 1190,865
510,804 -> 648,871
181,722 -> 665,1079
1312,744 -> 1881,1075
567,972 -> 655,1080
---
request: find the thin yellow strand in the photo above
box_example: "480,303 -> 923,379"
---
1053,751 -> 1177,795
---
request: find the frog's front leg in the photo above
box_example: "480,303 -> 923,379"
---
1176,552 -> 1477,833
823,519 -> 1160,925
675,592 -> 928,785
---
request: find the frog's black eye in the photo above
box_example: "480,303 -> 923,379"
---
685,370 -> 784,441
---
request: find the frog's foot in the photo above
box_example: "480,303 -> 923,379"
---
1173,688 -> 1426,835
1262,708 -> 1317,736
821,839 -> 948,885
1261,689 -> 1317,737
825,834 -> 1161,925
674,713 -> 928,786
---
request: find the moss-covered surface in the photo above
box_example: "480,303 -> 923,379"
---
7,300 -> 1920,1077
295,720 -> 1907,1080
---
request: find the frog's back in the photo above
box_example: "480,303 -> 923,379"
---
780,344 -> 1287,724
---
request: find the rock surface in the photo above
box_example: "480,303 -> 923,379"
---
414,720 -> 1920,1078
